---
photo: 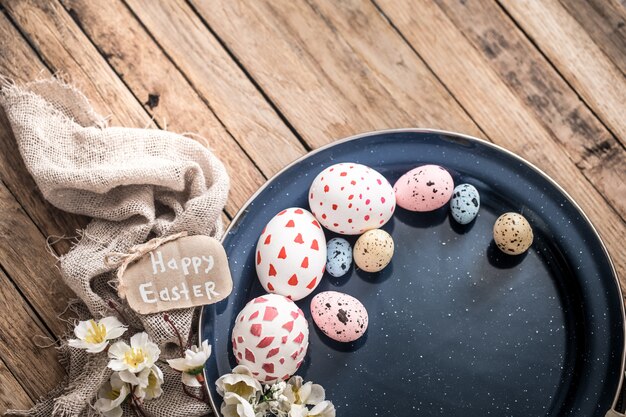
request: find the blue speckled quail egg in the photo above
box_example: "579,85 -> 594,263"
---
325,238 -> 352,278
450,184 -> 480,224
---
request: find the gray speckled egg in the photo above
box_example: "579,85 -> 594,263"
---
326,238 -> 352,278
450,183 -> 480,224
493,212 -> 533,255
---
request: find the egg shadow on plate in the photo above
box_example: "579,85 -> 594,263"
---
486,240 -> 528,269
325,269 -> 353,287
312,323 -> 368,352
295,350 -> 312,376
215,297 -> 230,315
393,205 -> 448,228
355,262 -> 394,284
448,212 -> 477,234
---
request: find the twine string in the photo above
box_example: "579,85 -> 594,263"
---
104,231 -> 188,279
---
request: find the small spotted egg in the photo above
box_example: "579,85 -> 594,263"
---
393,164 -> 454,212
326,238 -> 352,278
353,229 -> 394,272
493,212 -> 533,255
311,291 -> 368,342
450,183 -> 480,224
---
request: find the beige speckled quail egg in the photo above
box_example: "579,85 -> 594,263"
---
353,229 -> 394,272
493,212 -> 533,255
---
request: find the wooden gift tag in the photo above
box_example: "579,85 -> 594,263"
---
118,235 -> 232,314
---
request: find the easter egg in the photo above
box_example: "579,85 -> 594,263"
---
256,208 -> 326,301
393,164 -> 454,211
353,229 -> 394,272
232,294 -> 309,383
326,238 -> 352,278
310,291 -> 368,342
493,212 -> 533,255
308,163 -> 396,234
450,183 -> 480,224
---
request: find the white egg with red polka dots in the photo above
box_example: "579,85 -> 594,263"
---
308,163 -> 396,235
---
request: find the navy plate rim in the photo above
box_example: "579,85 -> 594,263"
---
199,127 -> 625,416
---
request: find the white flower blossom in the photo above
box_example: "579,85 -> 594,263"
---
107,332 -> 160,373
288,401 -> 335,417
284,376 -> 325,406
306,401 -> 336,417
217,370 -> 334,417
68,317 -> 126,353
265,381 -> 289,411
216,365 -> 262,402
167,340 -> 212,387
221,392 -> 257,417
288,404 -> 309,417
134,365 -> 164,401
94,372 -> 130,417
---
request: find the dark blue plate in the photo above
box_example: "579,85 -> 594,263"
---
200,129 -> 624,417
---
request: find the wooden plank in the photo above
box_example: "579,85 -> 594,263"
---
0,179 -> 74,337
499,0 -> 626,143
0,12 -> 234,251
116,0 -> 308,177
58,0 -> 271,209
0,358 -> 33,413
433,0 -> 626,219
374,0 -> 626,279
1,2 -> 147,127
0,267 -> 66,400
559,0 -> 626,75
1,0 -> 252,215
0,12 -> 86,255
0,14 -> 78,406
187,0 -> 483,149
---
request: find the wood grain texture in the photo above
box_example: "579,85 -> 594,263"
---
433,0 -> 626,219
559,0 -> 626,75
189,0 -> 483,148
0,0 -> 624,413
59,0 -> 269,210
123,0 -> 307,177
0,358 -> 33,412
374,0 -> 626,279
0,267 -> 66,400
2,0 -> 148,127
2,0 -> 241,214
499,0 -> 626,143
0,179 -> 75,338
0,12 -> 87,255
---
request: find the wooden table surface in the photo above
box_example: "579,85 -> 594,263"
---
0,0 -> 624,413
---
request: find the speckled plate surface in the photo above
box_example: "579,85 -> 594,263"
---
200,129 -> 624,417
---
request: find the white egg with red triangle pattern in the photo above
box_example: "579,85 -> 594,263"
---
255,207 -> 326,301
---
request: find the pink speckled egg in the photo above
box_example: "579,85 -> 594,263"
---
256,208 -> 326,301
232,294 -> 309,383
310,291 -> 368,342
393,165 -> 454,211
308,163 -> 396,235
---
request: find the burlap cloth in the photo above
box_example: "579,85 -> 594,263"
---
0,78 -> 230,417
